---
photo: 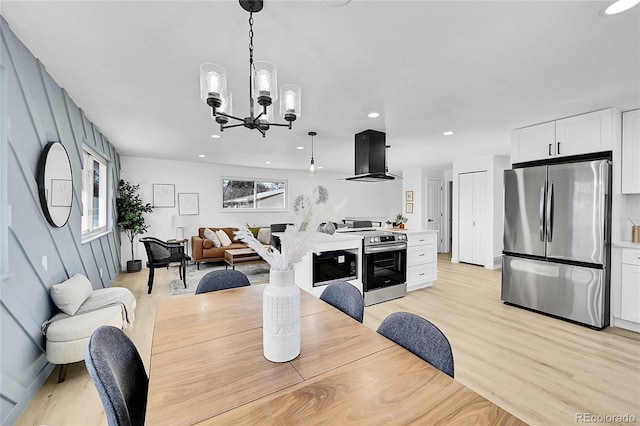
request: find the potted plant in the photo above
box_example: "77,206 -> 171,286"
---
394,213 -> 408,229
116,179 -> 153,272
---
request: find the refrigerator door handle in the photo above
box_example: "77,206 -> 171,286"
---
539,184 -> 546,242
546,182 -> 554,242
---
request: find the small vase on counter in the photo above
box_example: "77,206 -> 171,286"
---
263,268 -> 301,362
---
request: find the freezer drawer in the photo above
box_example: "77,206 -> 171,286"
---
501,255 -> 608,328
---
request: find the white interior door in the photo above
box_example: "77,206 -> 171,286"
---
459,171 -> 486,266
426,178 -> 442,252
471,172 -> 486,265
459,173 -> 473,263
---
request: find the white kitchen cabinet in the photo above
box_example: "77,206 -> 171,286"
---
405,231 -> 437,291
622,109 -> 640,194
511,108 -> 617,164
611,245 -> 640,332
511,122 -> 555,163
620,248 -> 640,324
459,171 -> 486,265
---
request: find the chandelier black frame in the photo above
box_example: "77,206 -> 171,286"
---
200,0 -> 301,137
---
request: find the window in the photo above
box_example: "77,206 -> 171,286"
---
222,178 -> 286,210
82,148 -> 108,238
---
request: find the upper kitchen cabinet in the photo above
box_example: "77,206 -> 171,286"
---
511,108 -> 619,164
511,122 -> 555,163
622,109 -> 640,194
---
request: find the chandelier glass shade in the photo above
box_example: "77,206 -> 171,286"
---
199,1 -> 301,137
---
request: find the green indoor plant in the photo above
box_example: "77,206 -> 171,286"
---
394,213 -> 408,229
116,179 -> 153,272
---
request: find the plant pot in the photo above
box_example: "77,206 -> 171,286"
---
127,260 -> 142,273
399,223 -> 405,229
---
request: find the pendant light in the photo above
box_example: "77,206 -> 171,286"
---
308,131 -> 317,176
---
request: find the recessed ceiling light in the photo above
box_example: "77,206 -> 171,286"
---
443,131 -> 454,136
296,146 -> 304,150
368,112 -> 380,118
604,0 -> 640,15
211,134 -> 221,139
198,154 -> 206,158
265,161 -> 271,165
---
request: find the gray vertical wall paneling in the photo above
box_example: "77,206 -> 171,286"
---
38,62 -> 89,279
0,18 -> 121,425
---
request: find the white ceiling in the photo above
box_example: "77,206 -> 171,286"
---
2,0 -> 639,175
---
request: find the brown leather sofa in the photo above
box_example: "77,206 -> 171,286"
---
191,227 -> 247,269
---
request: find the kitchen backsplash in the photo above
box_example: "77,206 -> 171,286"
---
624,194 -> 640,240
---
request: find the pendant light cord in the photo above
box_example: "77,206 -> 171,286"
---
248,12 -> 255,117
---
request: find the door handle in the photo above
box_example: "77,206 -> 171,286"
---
428,219 -> 434,222
548,143 -> 553,156
539,184 -> 546,242
557,142 -> 561,155
546,182 -> 554,242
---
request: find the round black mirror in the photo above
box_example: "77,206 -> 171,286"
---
37,141 -> 73,227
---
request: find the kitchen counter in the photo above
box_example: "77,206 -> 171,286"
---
613,240 -> 640,249
387,229 -> 439,291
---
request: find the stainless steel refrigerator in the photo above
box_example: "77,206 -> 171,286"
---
501,159 -> 611,329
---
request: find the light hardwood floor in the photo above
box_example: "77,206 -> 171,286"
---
18,254 -> 640,425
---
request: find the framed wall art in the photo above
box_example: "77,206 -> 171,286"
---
178,193 -> 199,215
406,203 -> 413,214
153,183 -> 175,208
405,190 -> 414,202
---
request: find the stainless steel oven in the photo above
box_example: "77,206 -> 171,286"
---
346,230 -> 407,306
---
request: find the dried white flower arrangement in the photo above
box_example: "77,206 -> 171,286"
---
235,185 -> 342,271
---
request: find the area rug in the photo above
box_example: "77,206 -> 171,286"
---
169,262 -> 270,295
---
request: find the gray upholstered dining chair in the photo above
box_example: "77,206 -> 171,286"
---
377,312 -> 454,378
319,281 -> 364,323
84,325 -> 148,426
195,269 -> 251,295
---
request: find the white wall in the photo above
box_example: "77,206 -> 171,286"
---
452,155 -> 510,269
119,156 -> 402,268
402,168 -> 423,229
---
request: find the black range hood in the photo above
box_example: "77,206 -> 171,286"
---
345,130 -> 398,182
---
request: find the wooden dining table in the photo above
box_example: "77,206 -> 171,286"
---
147,285 -> 524,425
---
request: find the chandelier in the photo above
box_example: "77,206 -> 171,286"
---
199,0 -> 301,137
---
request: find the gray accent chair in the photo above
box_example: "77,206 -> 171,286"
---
319,281 -> 364,323
195,269 -> 251,295
377,312 -> 454,378
84,325 -> 148,426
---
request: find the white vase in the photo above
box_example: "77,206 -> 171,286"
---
263,268 -> 301,362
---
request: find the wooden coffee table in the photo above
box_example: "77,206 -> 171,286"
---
224,248 -> 266,270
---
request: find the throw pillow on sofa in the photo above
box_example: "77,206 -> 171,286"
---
204,228 -> 221,247
50,273 -> 94,315
216,229 -> 233,246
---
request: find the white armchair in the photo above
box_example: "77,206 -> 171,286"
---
42,274 -> 136,382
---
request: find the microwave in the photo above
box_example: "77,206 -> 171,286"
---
312,250 -> 357,287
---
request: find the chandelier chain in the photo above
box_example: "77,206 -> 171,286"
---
248,12 -> 254,67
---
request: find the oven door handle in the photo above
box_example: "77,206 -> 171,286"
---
364,243 -> 407,254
